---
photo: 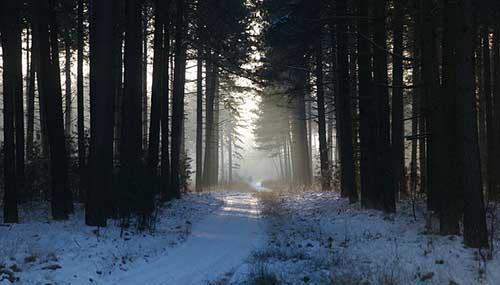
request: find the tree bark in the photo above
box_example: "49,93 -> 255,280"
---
373,0 -> 394,212
65,35 -> 72,137
160,5 -> 171,200
142,6 -> 149,150
357,0 -> 376,208
315,34 -> 330,191
457,0 -> 489,248
392,0 -> 405,196
77,0 -> 87,201
86,0 -> 115,227
196,53 -> 203,191
337,0 -> 357,203
147,0 -> 165,179
203,60 -> 216,187
119,0 -> 144,218
439,0 -> 461,234
26,27 -> 36,162
170,0 -> 187,198
1,0 -> 21,223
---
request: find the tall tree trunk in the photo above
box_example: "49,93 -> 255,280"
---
212,75 -> 220,185
87,0 -> 114,227
147,0 -> 165,179
440,0 -> 461,234
65,36 -> 72,137
493,7 -> 500,199
119,0 -> 144,219
482,26 -> 494,199
220,127 -> 225,183
160,11 -> 171,200
337,0 -> 357,202
77,0 -> 86,201
34,0 -> 73,219
1,0 -> 21,223
457,0 -> 488,248
142,6 -> 149,150
170,0 -> 187,198
421,0 -> 440,213
26,28 -> 36,161
289,63 -> 312,187
477,31 -> 487,195
315,33 -> 330,191
373,0 -> 394,212
113,0 -> 124,163
357,0 -> 376,208
203,60 -> 216,187
49,0 -> 74,216
228,123 -> 233,184
195,53 -> 203,191
392,0 -> 405,196
14,22 -> 26,204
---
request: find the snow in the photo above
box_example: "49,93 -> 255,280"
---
107,192 -> 265,284
247,191 -> 500,285
3,188 -> 500,284
0,193 -> 225,285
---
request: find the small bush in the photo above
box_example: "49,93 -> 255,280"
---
248,264 -> 280,285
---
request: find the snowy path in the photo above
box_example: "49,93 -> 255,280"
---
107,192 -> 266,285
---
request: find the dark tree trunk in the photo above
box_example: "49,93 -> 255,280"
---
30,0 -> 49,159
14,23 -> 26,204
142,6 -> 149,150
228,123 -> 233,184
65,36 -> 72,137
220,127 -> 225,183
33,0 -> 73,219
337,0 -> 357,202
392,0 -> 405,196
160,6 -> 171,200
373,0 -> 394,212
49,0 -> 74,216
1,0 -> 21,223
119,0 -> 144,218
77,0 -> 87,201
147,0 -> 166,179
170,0 -> 187,198
213,76 -> 220,185
195,53 -> 203,191
482,26 -> 494,199
457,0 -> 489,248
493,9 -> 500,199
439,0 -> 461,234
113,0 -> 124,163
289,63 -> 312,186
26,28 -> 36,161
421,0 -> 441,213
86,0 -> 115,227
357,0 -> 376,208
315,34 -> 330,191
203,60 -> 216,187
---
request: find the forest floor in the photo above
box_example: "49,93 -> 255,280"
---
3,187 -> 500,284
0,191 -> 267,285
247,189 -> 500,285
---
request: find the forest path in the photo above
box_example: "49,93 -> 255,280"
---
108,192 -> 266,285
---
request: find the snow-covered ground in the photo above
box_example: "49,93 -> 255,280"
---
250,191 -> 500,285
4,187 -> 500,285
0,192 -> 236,285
